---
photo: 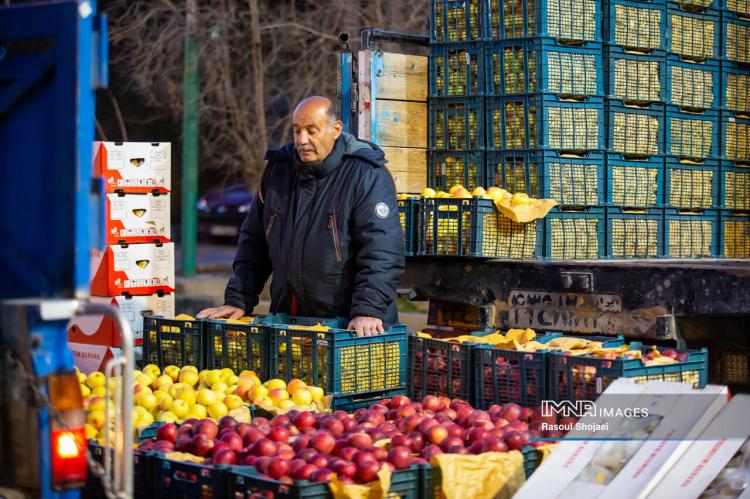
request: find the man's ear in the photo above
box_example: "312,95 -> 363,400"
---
332,120 -> 344,138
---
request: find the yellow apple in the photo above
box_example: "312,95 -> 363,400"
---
264,379 -> 286,391
163,365 -> 180,382
86,371 -> 106,389
196,389 -> 217,407
156,411 -> 177,423
291,388 -> 312,406
87,410 -> 106,430
207,402 -> 228,420
136,392 -> 158,411
205,370 -> 223,388
223,395 -> 244,411
278,399 -> 295,410
211,382 -> 229,395
178,370 -> 199,387
308,386 -> 324,402
176,387 -> 197,406
169,399 -> 189,419
167,382 -> 186,399
80,384 -> 91,397
188,404 -> 207,419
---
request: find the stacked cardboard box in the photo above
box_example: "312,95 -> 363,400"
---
69,142 -> 175,372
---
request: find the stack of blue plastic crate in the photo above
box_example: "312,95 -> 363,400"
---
428,0 -> 486,191
719,0 -> 750,258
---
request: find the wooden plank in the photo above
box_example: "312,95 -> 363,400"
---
373,52 -> 428,102
373,100 -> 427,148
357,50 -> 371,142
383,146 -> 427,193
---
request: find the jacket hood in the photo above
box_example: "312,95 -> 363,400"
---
265,133 -> 386,168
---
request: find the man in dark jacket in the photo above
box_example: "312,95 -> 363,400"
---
197,96 -> 405,336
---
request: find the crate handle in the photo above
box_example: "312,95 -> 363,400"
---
622,47 -> 653,56
677,209 -> 705,215
556,39 -> 587,47
622,101 -> 652,109
173,470 -> 198,484
558,94 -> 588,102
679,55 -> 707,64
677,157 -> 705,165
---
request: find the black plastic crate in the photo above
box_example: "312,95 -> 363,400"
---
419,197 -> 542,258
429,43 -> 484,97
399,197 -> 421,257
605,0 -> 668,52
267,315 -> 408,402
143,315 -> 206,370
548,343 -> 709,401
485,0 -> 601,42
665,157 -> 720,209
153,454 -> 243,498
606,154 -> 665,208
486,149 -> 606,206
606,100 -> 666,158
606,207 -> 665,258
205,318 -> 269,380
431,0 -> 483,43
605,45 -> 667,105
228,464 -> 421,499
83,443 -> 153,499
485,38 -> 603,97
428,150 -> 486,191
486,94 -> 604,151
429,96 -> 484,149
664,208 -> 720,257
408,333 -> 475,402
668,4 -> 721,62
720,210 -> 750,257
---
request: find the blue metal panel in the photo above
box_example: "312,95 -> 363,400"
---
0,0 -> 105,300
339,51 -> 352,134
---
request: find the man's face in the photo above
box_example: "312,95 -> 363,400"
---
293,103 -> 343,163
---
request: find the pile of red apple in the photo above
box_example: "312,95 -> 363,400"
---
139,395 -> 572,486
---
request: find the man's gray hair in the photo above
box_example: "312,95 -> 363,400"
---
326,100 -> 340,127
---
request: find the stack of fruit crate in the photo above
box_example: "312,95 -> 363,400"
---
428,0 -> 486,191
484,0 -> 607,259
719,1 -> 750,258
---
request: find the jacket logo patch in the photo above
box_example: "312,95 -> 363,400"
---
375,202 -> 390,219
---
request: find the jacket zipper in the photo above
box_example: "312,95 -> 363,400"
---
265,212 -> 277,237
328,213 -> 343,262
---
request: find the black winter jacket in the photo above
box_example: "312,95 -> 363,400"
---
224,133 -> 405,324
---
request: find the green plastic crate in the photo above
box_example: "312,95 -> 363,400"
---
142,315 -> 206,370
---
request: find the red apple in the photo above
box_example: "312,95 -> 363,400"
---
321,418 -> 344,438
500,403 -> 522,422
447,445 -> 468,455
520,407 -> 534,421
440,408 -> 458,421
267,458 -> 291,480
234,423 -> 253,440
396,404 -> 417,419
482,436 -> 508,453
407,431 -> 425,452
503,431 -> 526,451
270,415 -> 290,427
357,461 -> 381,483
339,446 -> 357,461
494,418 -> 510,429
268,426 -> 290,443
440,436 -> 463,452
311,431 -> 336,455
194,420 -> 219,439
175,434 -> 193,452
390,395 -> 410,409
310,468 -> 334,483
348,432 -> 373,450
310,454 -> 330,469
418,418 -> 439,434
294,464 -> 318,481
466,427 -> 488,444
182,418 -> 199,427
425,425 -> 448,445
404,414 -> 423,433
341,417 -> 357,433
372,447 -> 387,462
422,395 -> 443,412
422,444 -> 443,461
445,423 -> 464,439
333,460 -> 357,479
221,432 -> 244,452
242,455 -> 257,466
292,435 -> 311,453
252,438 -> 277,457
242,427 -> 266,447
387,446 -> 413,470
294,411 -> 316,431
468,441 -> 484,454
156,423 -> 177,443
191,434 -> 214,457
353,450 -> 376,467
213,448 -> 238,465
255,456 -> 273,474
219,415 -> 238,431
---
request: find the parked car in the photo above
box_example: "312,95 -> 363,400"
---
197,182 -> 254,240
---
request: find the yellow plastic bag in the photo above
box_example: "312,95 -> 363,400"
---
536,443 -> 557,462
329,466 -> 392,499
495,198 -> 558,223
431,451 -> 525,499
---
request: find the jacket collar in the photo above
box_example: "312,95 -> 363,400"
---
294,135 -> 345,181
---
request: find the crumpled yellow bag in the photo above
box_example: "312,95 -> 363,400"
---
495,198 -> 557,223
537,443 -> 557,462
253,395 -> 332,415
431,451 -> 525,499
329,466 -> 392,499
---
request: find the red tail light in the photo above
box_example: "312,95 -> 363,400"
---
49,371 -> 88,490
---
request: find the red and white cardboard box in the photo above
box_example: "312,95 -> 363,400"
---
69,344 -> 121,374
105,193 -> 171,244
646,394 -> 750,499
94,141 -> 171,193
67,294 -> 175,347
90,243 -> 175,296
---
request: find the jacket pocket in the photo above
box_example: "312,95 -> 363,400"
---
328,213 -> 343,263
265,212 -> 278,238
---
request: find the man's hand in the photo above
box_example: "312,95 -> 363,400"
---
347,316 -> 384,337
196,305 -> 245,320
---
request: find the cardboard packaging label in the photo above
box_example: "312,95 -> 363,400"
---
67,294 -> 175,347
105,193 -> 171,244
70,343 -> 121,374
94,141 -> 171,193
90,243 -> 175,296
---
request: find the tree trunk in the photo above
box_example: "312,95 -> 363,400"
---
249,0 -> 267,187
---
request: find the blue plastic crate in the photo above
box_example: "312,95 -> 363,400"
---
606,154 -> 665,207
142,315 -> 206,370
720,210 -> 750,257
721,65 -> 750,116
668,5 -> 721,61
229,464 -> 421,499
544,208 -> 606,259
431,0 -> 483,43
666,56 -> 721,110
672,0 -> 721,10
665,108 -> 721,159
154,454 -> 243,499
605,45 -> 667,105
428,150 -> 486,191
548,343 -> 709,401
429,42 -> 484,97
419,197 -> 544,258
205,318 -> 269,379
408,333 -> 476,401
486,94 -> 604,151
721,0 -> 750,18
486,149 -> 606,206
267,315 -> 408,401
485,0 -> 601,41
665,157 -> 720,208
720,112 -> 750,163
398,197 -> 421,257
720,162 -> 750,210
664,208 -> 721,257
485,38 -> 603,97
606,207 -> 665,258
605,0 -> 668,52
429,96 -> 484,149
721,14 -> 750,65
606,100 -> 666,158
